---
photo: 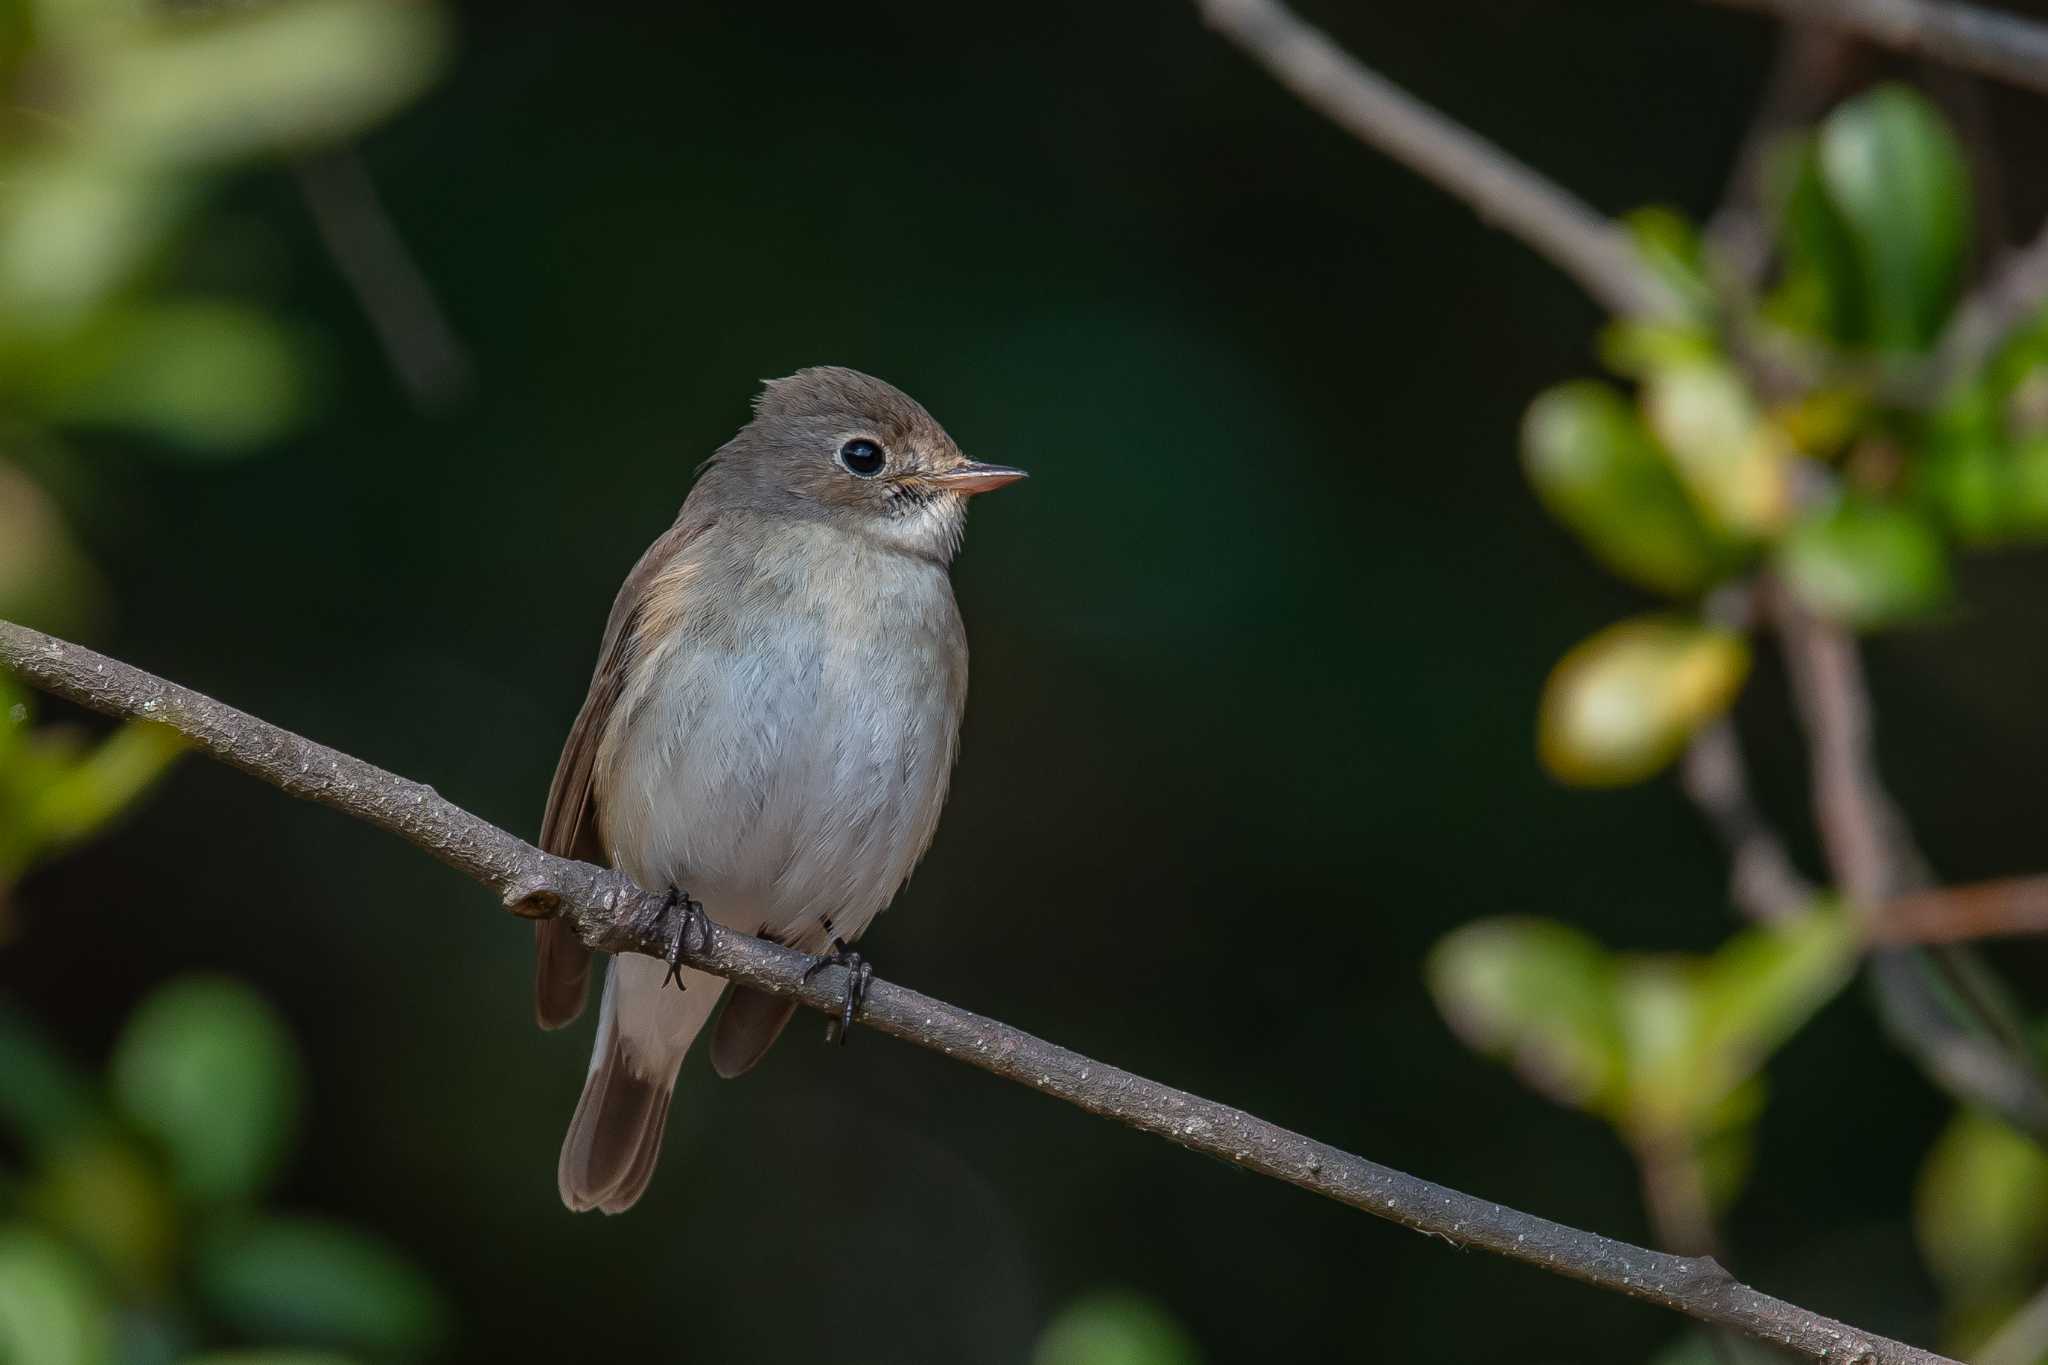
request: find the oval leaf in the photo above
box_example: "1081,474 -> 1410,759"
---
1522,380 -> 1730,595
1032,1290 -> 1203,1365
1818,86 -> 1971,353
0,1229 -> 112,1365
1428,917 -> 1623,1113
1538,616 -> 1751,787
193,1219 -> 448,1358
1642,362 -> 1796,536
1916,1110 -> 2048,1296
110,976 -> 302,1203
1776,498 -> 1950,627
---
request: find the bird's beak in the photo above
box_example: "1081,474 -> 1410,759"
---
930,461 -> 1028,496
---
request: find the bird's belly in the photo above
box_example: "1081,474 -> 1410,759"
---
600,599 -> 959,948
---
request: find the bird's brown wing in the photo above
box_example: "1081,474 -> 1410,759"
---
533,517 -> 706,1029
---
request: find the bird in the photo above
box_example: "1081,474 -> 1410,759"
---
534,366 -> 1024,1213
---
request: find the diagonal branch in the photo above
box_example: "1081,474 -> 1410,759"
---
1196,0 -> 1676,318
1705,0 -> 2048,99
0,617 -> 1957,1365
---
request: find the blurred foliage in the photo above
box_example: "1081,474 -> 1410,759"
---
0,976 -> 448,1364
0,1 -> 453,1361
0,675 -> 186,931
1430,908 -> 1853,1211
1030,1291 -> 1203,1365
1436,78 -> 2048,1354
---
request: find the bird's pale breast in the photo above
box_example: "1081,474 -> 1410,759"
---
593,514 -> 966,950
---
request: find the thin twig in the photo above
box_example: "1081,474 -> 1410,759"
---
1773,591 -> 2048,1140
1706,0 -> 2048,98
0,618 -> 1956,1365
293,148 -> 474,412
1705,25 -> 1864,290
1924,216 -> 2048,396
1680,720 -> 1817,924
1872,875 -> 2048,944
1196,0 -> 1676,318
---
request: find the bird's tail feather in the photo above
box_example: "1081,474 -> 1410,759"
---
557,956 -> 726,1214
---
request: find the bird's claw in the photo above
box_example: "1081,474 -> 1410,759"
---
658,887 -> 711,991
802,938 -> 873,1043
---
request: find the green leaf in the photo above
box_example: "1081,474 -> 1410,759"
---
77,0 -> 449,169
1538,615 -> 1751,787
1622,206 -> 1715,322
29,302 -> 309,454
1770,137 -> 1866,346
0,1002 -> 99,1153
25,1133 -> 179,1293
1776,497 -> 1950,627
109,977 -> 302,1203
1521,381 -> 1732,596
1428,918 -> 1624,1113
23,719 -> 186,852
1641,362 -> 1796,537
1916,1110 -> 2048,1297
192,1218 -> 447,1358
1691,907 -> 1857,1105
0,1228 -> 112,1365
1031,1290 -> 1203,1365
1817,86 -> 1971,352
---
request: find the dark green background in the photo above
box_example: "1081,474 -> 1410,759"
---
16,2 -> 2048,1360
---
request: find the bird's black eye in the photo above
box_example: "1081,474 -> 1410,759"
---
838,438 -> 886,477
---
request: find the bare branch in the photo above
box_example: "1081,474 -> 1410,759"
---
1681,720 -> 1818,924
1772,593 -> 2048,1139
1197,0 -> 1676,318
1926,216 -> 2048,394
1706,0 -> 2048,98
293,148 -> 474,413
0,617 -> 1957,1365
1872,874 -> 2048,944
1705,25 -> 1864,289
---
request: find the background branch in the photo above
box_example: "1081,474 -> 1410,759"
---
1197,0 -> 1675,318
0,617 -> 1958,1365
1706,0 -> 2048,98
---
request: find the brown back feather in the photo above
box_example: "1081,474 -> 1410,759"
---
533,514 -> 714,1029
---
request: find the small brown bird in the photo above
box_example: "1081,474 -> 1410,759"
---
535,367 -> 1023,1213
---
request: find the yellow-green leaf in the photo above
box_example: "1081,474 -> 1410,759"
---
1428,917 -> 1624,1112
1538,616 -> 1751,787
1642,362 -> 1798,536
1522,380 -> 1732,596
1916,1110 -> 2048,1297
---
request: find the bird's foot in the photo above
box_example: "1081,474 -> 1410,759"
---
801,938 -> 873,1044
658,887 -> 712,990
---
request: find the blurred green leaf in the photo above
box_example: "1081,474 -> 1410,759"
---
1521,380 -> 1733,596
1031,1290 -> 1202,1365
27,1132 -> 178,1292
1817,86 -> 1970,353
1691,907 -> 1857,1106
1641,362 -> 1796,537
0,1227 -> 112,1365
0,154 -> 187,328
1538,615 -> 1750,787
193,1218 -> 447,1358
1429,917 -> 1624,1111
1770,137 -> 1867,345
1623,206 -> 1715,322
0,1003 -> 98,1154
1776,497 -> 1950,627
110,977 -> 302,1203
184,1355 -> 360,1365
24,718 -> 187,848
1916,1109 -> 2048,1298
30,302 -> 309,454
77,0 -> 447,169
